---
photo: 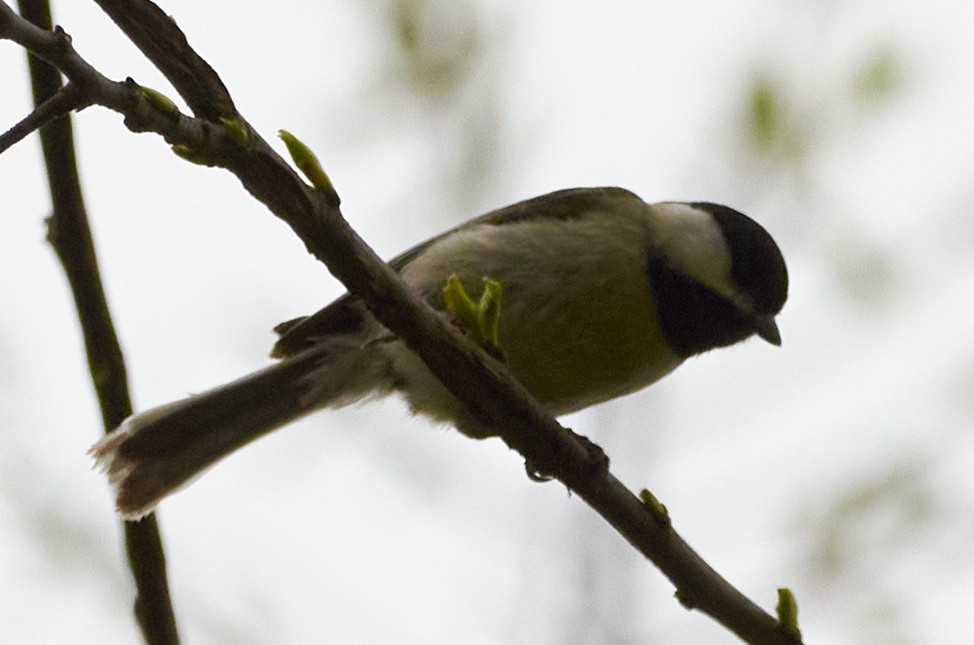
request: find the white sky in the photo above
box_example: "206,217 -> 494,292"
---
2,1 -> 974,644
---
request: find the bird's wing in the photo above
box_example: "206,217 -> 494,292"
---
270,187 -> 643,358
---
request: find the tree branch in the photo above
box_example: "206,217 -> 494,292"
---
1,2 -> 802,642
12,1 -> 180,644
0,81 -> 89,153
91,0 -> 236,121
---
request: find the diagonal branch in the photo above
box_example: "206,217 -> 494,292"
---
1,2 -> 802,643
0,81 -> 90,153
13,1 -> 180,644
91,0 -> 236,120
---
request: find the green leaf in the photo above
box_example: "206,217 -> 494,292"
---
477,278 -> 502,348
443,276 -> 503,351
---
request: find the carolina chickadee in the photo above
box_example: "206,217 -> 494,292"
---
91,187 -> 788,518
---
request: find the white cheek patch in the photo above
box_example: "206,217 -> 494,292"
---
651,203 -> 740,303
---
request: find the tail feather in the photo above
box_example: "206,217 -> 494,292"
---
90,346 -> 346,519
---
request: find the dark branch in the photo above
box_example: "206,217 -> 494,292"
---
0,81 -> 89,154
13,1 -> 180,643
91,0 -> 236,120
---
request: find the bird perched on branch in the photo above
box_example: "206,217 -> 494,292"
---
91,187 -> 788,519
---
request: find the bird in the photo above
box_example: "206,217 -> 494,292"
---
90,187 -> 788,519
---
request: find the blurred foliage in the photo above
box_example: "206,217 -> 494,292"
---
743,40 -> 906,158
798,457 -> 938,644
739,36 -> 907,305
830,220 -> 898,304
391,0 -> 482,101
746,74 -> 807,161
853,42 -> 905,106
738,24 -> 958,645
748,77 -> 778,149
376,0 -> 510,208
806,459 -> 935,576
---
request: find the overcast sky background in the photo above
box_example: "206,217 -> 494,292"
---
2,1 -> 974,643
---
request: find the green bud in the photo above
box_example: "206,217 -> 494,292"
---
171,144 -> 215,166
137,85 -> 180,119
279,129 -> 339,205
639,489 -> 671,527
776,587 -> 801,638
443,276 -> 504,351
219,116 -> 251,147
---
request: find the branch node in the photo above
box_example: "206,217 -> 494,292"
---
52,23 -> 71,49
675,588 -> 698,610
639,488 -> 672,528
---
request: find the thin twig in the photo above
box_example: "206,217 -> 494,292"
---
0,81 -> 89,153
1,2 -> 802,642
13,1 -> 180,644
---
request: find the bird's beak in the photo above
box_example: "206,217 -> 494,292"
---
753,314 -> 782,346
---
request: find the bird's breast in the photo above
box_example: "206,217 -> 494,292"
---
400,215 -> 684,414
